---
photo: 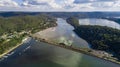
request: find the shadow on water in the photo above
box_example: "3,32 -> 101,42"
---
34,18 -> 90,48
0,40 -> 120,67
0,18 -> 120,67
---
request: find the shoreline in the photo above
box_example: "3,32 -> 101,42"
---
0,24 -> 57,59
32,36 -> 120,65
0,37 -> 29,59
0,27 -> 119,65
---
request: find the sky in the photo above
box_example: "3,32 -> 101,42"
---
0,0 -> 120,12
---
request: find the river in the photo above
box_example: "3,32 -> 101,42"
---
0,18 -> 120,67
34,18 -> 120,48
34,18 -> 90,48
79,18 -> 120,29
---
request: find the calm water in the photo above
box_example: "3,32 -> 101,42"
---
0,39 -> 119,67
35,18 -> 120,48
34,18 -> 90,48
79,18 -> 120,29
0,18 -> 120,67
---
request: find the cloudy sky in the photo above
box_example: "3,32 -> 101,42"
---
0,0 -> 120,12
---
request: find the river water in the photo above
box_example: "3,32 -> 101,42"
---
0,18 -> 120,67
34,18 -> 90,48
34,18 -> 120,48
79,18 -> 120,29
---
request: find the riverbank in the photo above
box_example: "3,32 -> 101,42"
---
31,36 -> 120,65
32,18 -> 120,65
0,37 -> 30,59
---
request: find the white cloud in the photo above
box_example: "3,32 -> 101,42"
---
0,0 -> 18,7
91,2 -> 114,8
113,1 -> 120,7
0,0 -> 120,11
22,0 -> 62,9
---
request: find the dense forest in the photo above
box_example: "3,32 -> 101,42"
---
0,15 -> 57,55
74,25 -> 120,59
66,17 -> 79,28
0,15 -> 57,35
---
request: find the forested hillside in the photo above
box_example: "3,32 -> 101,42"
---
74,25 -> 120,59
66,17 -> 79,28
0,15 -> 57,55
0,15 -> 57,35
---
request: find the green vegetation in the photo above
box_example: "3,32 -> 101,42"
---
0,34 -> 24,54
0,15 -> 57,55
66,17 -> 79,28
0,15 -> 57,35
74,25 -> 120,59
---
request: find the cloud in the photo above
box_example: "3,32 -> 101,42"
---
91,2 -> 114,8
0,0 -> 18,7
0,0 -> 120,11
21,0 -> 62,9
74,0 -> 118,3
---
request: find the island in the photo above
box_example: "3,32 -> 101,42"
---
0,15 -> 57,58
